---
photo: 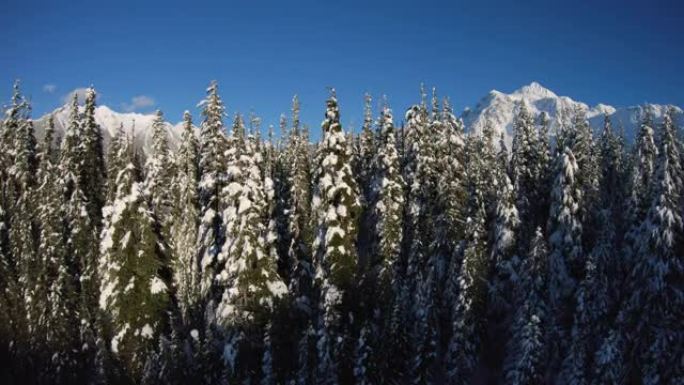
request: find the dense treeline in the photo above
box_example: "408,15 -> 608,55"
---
0,80 -> 682,384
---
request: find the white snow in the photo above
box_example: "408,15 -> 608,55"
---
111,324 -> 129,354
150,276 -> 167,294
267,280 -> 288,298
461,81 -> 684,146
140,324 -> 154,339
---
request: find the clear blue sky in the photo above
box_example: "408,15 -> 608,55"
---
1,0 -> 682,133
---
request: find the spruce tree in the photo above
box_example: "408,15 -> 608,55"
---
106,123 -> 126,204
312,90 -> 361,384
371,106 -> 404,286
558,209 -> 612,385
627,108 -> 683,384
511,101 -> 542,239
401,102 -> 438,314
35,119 -> 79,380
215,131 -> 286,327
445,143 -> 490,385
198,81 -> 228,302
546,146 -> 583,378
171,111 -> 201,323
81,87 -> 106,228
98,136 -> 171,378
145,110 -> 174,237
623,108 -> 659,272
504,228 -> 548,385
436,97 -> 467,244
488,167 -> 520,315
10,94 -> 38,352
287,98 -> 315,313
357,93 -> 375,203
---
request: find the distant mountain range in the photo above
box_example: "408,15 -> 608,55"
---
32,105 -> 186,152
32,82 -> 682,151
462,82 -> 682,145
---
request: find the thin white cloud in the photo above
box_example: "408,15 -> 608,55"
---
42,84 -> 57,94
61,87 -> 89,104
122,95 -> 155,112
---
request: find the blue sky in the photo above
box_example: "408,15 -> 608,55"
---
1,0 -> 682,132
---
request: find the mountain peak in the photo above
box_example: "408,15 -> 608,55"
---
513,81 -> 557,99
462,82 -> 682,147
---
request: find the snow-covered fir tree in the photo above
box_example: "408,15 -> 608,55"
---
626,107 -> 683,384
171,111 -> 201,322
312,90 -> 361,384
98,134 -> 172,378
371,106 -> 404,286
511,101 -> 545,242
356,93 -> 376,203
197,81 -> 228,302
558,209 -> 613,385
445,138 -> 490,385
504,228 -> 548,385
145,110 -> 175,237
80,87 -> 106,228
488,163 -> 520,315
546,145 -> 583,380
215,129 -> 286,327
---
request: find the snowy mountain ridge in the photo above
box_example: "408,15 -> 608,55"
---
32,104 -> 186,152
462,81 -> 682,145
32,82 -> 682,152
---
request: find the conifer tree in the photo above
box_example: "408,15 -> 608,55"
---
547,146 -> 583,302
559,218 -> 611,385
488,167 -> 520,314
371,106 -> 404,286
627,108 -> 683,384
401,103 -> 437,301
591,329 -> 626,385
436,97 -> 467,244
411,261 -> 439,385
597,115 -> 625,219
58,92 -> 102,362
198,81 -> 228,301
356,93 -> 375,201
511,101 -> 542,237
171,111 -> 201,322
98,136 -> 171,378
273,116 -> 293,282
215,131 -> 286,327
631,108 -> 659,218
81,87 -> 106,228
10,92 -> 38,348
312,90 -> 361,383
596,115 -> 626,290
33,118 -> 75,379
106,123 -> 126,204
287,98 -> 315,313
546,146 -> 583,378
41,156 -> 80,381
445,144 -> 490,385
145,110 -> 174,237
569,107 -> 599,245
536,111 -> 553,223
623,108 -> 659,271
435,98 -> 467,311
504,228 -> 548,385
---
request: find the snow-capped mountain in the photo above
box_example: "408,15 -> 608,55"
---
461,81 -> 683,145
32,82 -> 682,153
32,104 -> 185,152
